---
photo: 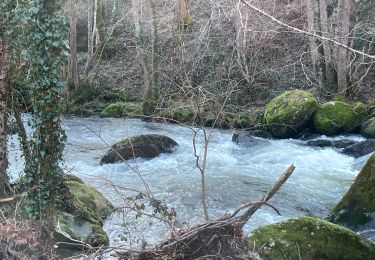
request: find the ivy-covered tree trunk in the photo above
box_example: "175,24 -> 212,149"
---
0,37 -> 10,198
24,0 -> 68,231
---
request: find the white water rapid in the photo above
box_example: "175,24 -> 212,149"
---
7,116 -> 373,248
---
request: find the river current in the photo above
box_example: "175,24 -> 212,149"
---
7,116 -> 373,248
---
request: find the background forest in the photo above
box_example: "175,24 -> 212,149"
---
1,0 -> 375,259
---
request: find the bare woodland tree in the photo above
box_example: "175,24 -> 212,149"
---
68,0 -> 80,92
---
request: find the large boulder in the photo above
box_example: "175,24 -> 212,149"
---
55,175 -> 113,250
246,217 -> 375,260
342,139 -> 375,157
263,90 -> 318,138
361,117 -> 375,138
100,134 -> 178,165
330,152 -> 375,229
313,101 -> 365,136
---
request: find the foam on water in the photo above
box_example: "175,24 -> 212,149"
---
7,116 -> 373,247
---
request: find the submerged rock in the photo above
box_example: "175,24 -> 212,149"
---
306,139 -> 356,149
263,90 -> 318,138
55,175 -> 113,250
342,139 -> 375,157
313,101 -> 364,136
246,216 -> 375,260
231,132 -> 270,146
361,117 -> 375,138
100,134 -> 178,165
330,152 -> 375,230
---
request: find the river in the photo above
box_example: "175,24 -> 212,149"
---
7,116 -> 373,248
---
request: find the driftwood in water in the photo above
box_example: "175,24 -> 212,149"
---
119,165 -> 296,259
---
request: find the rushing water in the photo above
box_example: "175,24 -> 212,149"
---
7,116 -> 373,248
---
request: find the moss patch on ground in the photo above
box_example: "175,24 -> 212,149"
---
246,216 -> 375,260
361,117 -> 375,138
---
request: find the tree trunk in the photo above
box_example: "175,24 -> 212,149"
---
0,37 -> 10,198
318,0 -> 335,92
337,0 -> 351,94
69,0 -> 79,92
305,0 -> 319,75
85,0 -> 94,76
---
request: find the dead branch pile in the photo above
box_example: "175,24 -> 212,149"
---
118,165 -> 295,259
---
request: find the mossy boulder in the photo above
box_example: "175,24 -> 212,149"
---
313,101 -> 364,136
246,217 -> 375,260
361,117 -> 375,138
330,152 -> 375,229
100,134 -> 178,165
100,102 -> 142,118
168,108 -> 196,123
264,90 -> 318,138
55,175 -> 113,250
353,102 -> 368,119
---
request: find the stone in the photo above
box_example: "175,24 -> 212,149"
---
100,134 -> 178,165
306,139 -> 356,149
361,117 -> 375,138
246,217 -> 375,260
330,152 -> 375,229
342,139 -> 375,157
263,90 -> 318,138
54,175 -> 113,251
313,101 -> 364,136
232,132 -> 270,146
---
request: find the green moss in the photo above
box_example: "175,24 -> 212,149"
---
313,101 -> 360,136
231,113 -> 252,129
66,180 -> 113,225
118,89 -> 139,102
361,117 -> 375,138
332,94 -> 348,102
100,102 -> 142,118
264,90 -> 318,138
353,102 -> 368,121
62,174 -> 84,184
330,152 -> 375,228
246,217 -> 375,260
169,108 -> 195,123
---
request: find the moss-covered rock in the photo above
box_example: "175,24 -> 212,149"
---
100,102 -> 142,118
55,212 -> 109,250
353,102 -> 368,120
313,101 -> 362,136
330,152 -> 375,229
168,108 -> 196,123
100,134 -> 178,165
246,217 -> 375,260
361,117 -> 375,138
55,175 -> 113,250
264,90 -> 318,138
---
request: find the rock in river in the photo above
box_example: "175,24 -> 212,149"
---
342,139 -> 375,157
55,175 -> 113,251
246,216 -> 375,260
100,134 -> 178,165
330,152 -> 375,231
263,90 -> 318,138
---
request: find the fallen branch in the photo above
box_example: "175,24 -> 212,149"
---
0,197 -> 15,204
237,164 -> 295,228
119,165 -> 295,259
